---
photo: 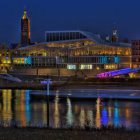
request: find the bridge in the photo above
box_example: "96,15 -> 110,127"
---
97,68 -> 140,78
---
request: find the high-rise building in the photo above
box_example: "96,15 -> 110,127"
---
21,11 -> 31,45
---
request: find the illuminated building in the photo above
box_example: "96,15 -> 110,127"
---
12,30 -> 132,77
0,44 -> 20,72
21,11 -> 31,45
132,40 -> 140,69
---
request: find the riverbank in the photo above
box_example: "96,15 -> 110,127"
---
0,127 -> 139,140
1,77 -> 140,90
0,83 -> 60,90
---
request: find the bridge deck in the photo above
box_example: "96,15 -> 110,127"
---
97,68 -> 140,78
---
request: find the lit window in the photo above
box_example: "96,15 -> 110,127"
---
13,57 -> 32,64
80,65 -> 92,69
104,64 -> 117,69
67,65 -> 76,69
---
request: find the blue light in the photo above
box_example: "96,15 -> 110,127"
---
26,57 -> 32,64
98,56 -> 118,64
113,101 -> 119,127
23,57 -> 32,64
115,57 -> 118,63
104,56 -> 108,64
114,107 -> 119,127
25,90 -> 30,124
101,56 -> 104,64
102,108 -> 108,126
6,57 -> 9,60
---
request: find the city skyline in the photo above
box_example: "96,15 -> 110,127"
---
0,0 -> 140,44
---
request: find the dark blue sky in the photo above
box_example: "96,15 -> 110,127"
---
1,0 -> 140,44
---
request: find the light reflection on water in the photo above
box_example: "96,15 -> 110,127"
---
0,89 -> 139,129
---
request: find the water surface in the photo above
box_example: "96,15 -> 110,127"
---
0,89 -> 140,130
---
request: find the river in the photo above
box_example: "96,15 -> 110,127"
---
0,88 -> 140,130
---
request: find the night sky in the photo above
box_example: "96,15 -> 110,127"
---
1,0 -> 140,44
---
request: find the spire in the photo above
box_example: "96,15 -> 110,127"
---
112,29 -> 118,43
113,29 -> 117,36
22,11 -> 28,19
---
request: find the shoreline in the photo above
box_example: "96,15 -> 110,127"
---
1,77 -> 140,90
0,127 -> 139,140
0,82 -> 139,90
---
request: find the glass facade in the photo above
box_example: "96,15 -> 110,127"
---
46,31 -> 87,42
13,31 -> 131,71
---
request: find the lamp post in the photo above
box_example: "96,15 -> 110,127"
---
41,76 -> 52,127
47,77 -> 50,96
46,75 -> 50,127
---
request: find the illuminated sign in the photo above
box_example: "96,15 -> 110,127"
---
13,57 -> 32,64
80,65 -> 92,70
67,65 -> 76,69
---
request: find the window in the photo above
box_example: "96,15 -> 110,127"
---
67,65 -> 76,69
80,64 -> 92,69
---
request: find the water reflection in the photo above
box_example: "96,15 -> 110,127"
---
96,97 -> 101,128
0,89 -> 139,129
25,90 -> 30,124
114,101 -> 119,127
2,90 -> 12,125
66,98 -> 74,126
80,108 -> 85,127
54,93 -> 59,128
102,108 -> 107,126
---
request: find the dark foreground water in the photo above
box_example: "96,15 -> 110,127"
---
0,89 -> 140,130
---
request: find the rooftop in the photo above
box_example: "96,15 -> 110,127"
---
19,30 -> 131,50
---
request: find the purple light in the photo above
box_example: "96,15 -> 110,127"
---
97,68 -> 140,78
41,81 -> 52,84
